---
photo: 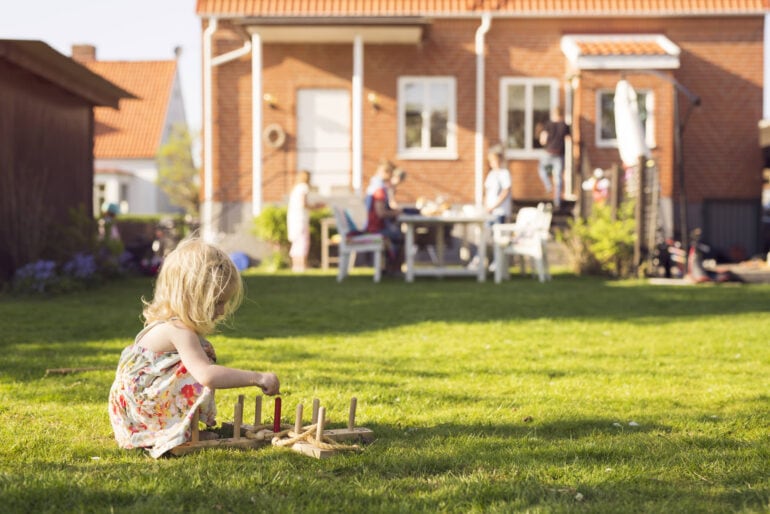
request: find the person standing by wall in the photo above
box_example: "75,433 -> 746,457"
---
538,107 -> 571,209
287,170 -> 322,273
484,143 -> 512,224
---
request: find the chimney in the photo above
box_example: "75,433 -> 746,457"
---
71,44 -> 96,63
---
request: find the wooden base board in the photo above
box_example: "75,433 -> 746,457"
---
169,436 -> 268,456
289,427 -> 375,459
323,427 -> 375,443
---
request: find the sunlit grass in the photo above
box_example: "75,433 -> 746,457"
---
1,271 -> 769,513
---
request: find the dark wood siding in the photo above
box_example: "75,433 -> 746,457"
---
0,60 -> 95,279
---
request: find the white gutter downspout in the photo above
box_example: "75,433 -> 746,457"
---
202,18 -> 252,241
764,13 -> 770,119
474,13 -> 492,208
352,35 -> 364,194
252,33 -> 263,215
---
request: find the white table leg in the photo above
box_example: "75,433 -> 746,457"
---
405,222 -> 415,282
477,222 -> 487,282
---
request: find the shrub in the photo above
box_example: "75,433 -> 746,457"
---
253,204 -> 289,270
252,204 -> 334,271
562,200 -> 636,278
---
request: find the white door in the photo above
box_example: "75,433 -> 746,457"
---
296,89 -> 351,195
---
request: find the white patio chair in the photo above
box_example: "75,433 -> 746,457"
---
332,206 -> 384,283
493,203 -> 553,283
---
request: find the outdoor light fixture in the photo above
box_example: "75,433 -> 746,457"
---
263,93 -> 277,109
367,92 -> 380,111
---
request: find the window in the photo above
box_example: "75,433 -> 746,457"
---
94,183 -> 106,216
500,78 -> 560,158
596,89 -> 655,148
397,76 -> 456,159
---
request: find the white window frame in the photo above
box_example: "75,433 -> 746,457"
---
595,88 -> 656,149
499,77 -> 560,159
397,76 -> 457,160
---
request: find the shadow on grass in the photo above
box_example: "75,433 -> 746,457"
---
2,272 -> 770,382
4,416 -> 767,513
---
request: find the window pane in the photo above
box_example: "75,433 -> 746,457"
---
506,84 -> 525,149
636,93 -> 648,130
601,91 -> 648,141
600,92 -> 615,140
429,82 -> 449,148
404,83 -> 423,149
532,85 -> 551,149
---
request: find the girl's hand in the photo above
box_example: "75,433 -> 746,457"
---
256,372 -> 280,395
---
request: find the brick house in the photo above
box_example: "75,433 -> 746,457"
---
71,45 -> 190,216
195,0 -> 769,261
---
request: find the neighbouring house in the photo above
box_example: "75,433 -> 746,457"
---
72,44 -> 190,216
0,39 -> 132,281
195,0 -> 769,262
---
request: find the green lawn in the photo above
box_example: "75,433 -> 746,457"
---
1,270 -> 769,513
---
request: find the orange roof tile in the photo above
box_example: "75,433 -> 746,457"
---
577,41 -> 668,56
196,0 -> 769,16
86,60 -> 177,159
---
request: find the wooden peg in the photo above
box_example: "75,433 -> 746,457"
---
191,408 -> 200,443
348,397 -> 357,430
254,395 -> 262,426
233,395 -> 244,440
273,397 -> 282,433
311,398 -> 320,424
295,403 -> 304,434
315,406 -> 326,442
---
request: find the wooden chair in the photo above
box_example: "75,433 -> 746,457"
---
493,203 -> 553,283
332,206 -> 384,282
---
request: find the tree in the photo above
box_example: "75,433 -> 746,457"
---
156,124 -> 199,217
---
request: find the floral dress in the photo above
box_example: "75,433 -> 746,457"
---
108,321 -> 217,458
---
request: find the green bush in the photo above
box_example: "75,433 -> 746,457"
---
252,204 -> 333,271
253,204 -> 289,270
563,200 -> 636,278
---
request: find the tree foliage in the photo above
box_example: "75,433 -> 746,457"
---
156,124 -> 199,217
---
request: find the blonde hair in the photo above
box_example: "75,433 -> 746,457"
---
142,237 -> 244,335
487,142 -> 506,166
376,159 -> 397,175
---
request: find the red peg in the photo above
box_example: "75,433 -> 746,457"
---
273,397 -> 282,433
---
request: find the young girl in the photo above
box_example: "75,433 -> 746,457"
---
484,143 -> 512,223
287,170 -> 317,272
108,237 -> 280,458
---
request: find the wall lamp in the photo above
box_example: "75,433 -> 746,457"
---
367,92 -> 381,111
263,93 -> 278,109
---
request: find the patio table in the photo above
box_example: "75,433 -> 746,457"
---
398,212 -> 494,282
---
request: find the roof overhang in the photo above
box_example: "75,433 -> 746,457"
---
241,17 -> 427,44
561,34 -> 681,70
0,40 -> 136,109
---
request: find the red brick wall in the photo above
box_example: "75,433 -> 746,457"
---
208,14 -> 764,209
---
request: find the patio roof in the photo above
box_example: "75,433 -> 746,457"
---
561,34 -> 681,70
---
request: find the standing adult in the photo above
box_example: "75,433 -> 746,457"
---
538,106 -> 571,209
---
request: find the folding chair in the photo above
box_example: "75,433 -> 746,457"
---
493,203 -> 553,283
332,206 -> 385,282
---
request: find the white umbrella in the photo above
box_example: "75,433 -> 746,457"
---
614,79 -> 650,169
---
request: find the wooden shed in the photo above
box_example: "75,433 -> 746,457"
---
0,39 -> 134,281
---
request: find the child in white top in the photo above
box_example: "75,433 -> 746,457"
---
484,144 -> 512,223
287,170 -> 317,272
108,237 -> 280,458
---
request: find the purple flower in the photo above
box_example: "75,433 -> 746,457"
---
63,253 -> 97,279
